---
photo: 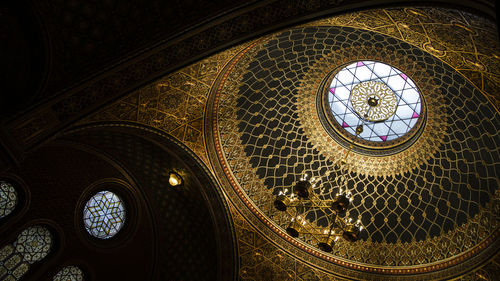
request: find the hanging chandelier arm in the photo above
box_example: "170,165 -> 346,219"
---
273,101 -> 372,250
324,214 -> 338,239
341,104 -> 373,164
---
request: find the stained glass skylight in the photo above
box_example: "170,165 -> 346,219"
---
328,61 -> 422,142
0,181 -> 18,218
83,190 -> 126,239
53,266 -> 84,281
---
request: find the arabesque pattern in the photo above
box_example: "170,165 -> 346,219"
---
213,24 -> 500,269
81,45 -> 245,165
81,6 -> 500,280
306,8 -> 500,111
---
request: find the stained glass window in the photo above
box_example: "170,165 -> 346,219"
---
0,226 -> 53,281
83,190 -> 126,239
14,225 -> 53,264
53,266 -> 84,281
328,61 -> 422,142
0,181 -> 18,218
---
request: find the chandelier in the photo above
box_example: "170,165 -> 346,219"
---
273,96 -> 382,252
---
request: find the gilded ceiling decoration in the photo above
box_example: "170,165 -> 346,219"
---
305,8 -> 500,111
208,8 -> 499,280
82,45 -> 245,166
230,203 -> 345,281
83,6 -> 500,280
296,44 -> 446,176
349,81 -> 398,123
231,198 -> 500,281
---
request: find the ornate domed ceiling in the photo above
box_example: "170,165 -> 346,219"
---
80,6 -> 500,281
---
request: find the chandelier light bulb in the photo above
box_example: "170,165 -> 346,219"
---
168,172 -> 183,187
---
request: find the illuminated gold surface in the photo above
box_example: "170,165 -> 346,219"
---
82,6 -> 500,280
305,8 -> 500,112
81,44 -> 247,166
297,48 -> 440,176
350,81 -> 398,122
210,12 -> 499,279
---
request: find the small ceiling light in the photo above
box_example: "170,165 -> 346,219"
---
168,172 -> 183,187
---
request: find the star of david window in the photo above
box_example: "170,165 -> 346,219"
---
327,61 -> 422,142
83,190 -> 126,239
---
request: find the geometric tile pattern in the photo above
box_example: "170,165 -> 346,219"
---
83,191 -> 125,239
308,8 -> 500,111
215,24 -> 500,271
230,203 -> 346,281
53,265 -> 84,281
0,245 -> 29,281
81,44 -> 245,167
0,225 -> 54,280
329,61 -> 421,142
14,225 -> 53,264
0,181 -> 18,219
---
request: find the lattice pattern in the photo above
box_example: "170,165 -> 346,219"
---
0,181 -> 17,218
53,266 -> 84,281
307,8 -> 500,111
14,226 -> 53,264
83,191 -> 125,239
215,26 -> 500,265
329,61 -> 421,142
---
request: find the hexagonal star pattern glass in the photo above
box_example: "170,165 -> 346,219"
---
14,225 -> 53,264
0,181 -> 18,218
328,61 -> 422,142
83,190 -> 126,239
53,266 -> 84,281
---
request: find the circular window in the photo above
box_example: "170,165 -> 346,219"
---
0,180 -> 18,219
326,61 -> 423,145
83,191 -> 126,239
